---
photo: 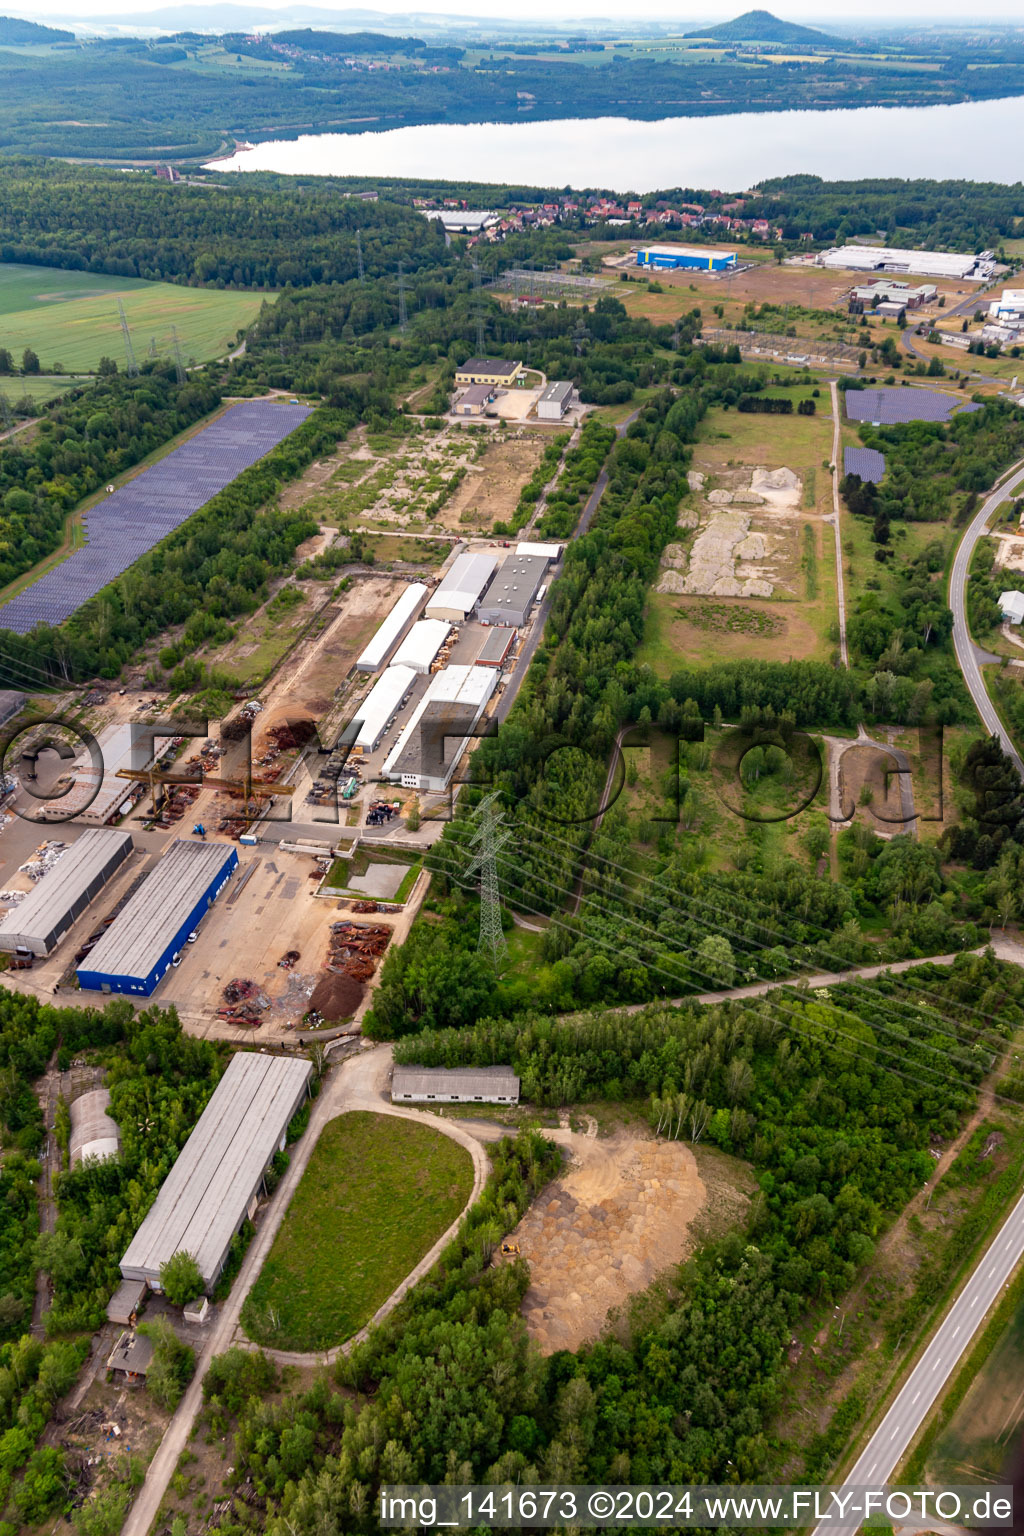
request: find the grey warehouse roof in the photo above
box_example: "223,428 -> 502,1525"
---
392,1065 -> 520,1100
82,839 -> 233,982
539,380 -> 573,405
120,1051 -> 313,1288
0,828 -> 132,953
427,551 -> 497,615
843,447 -> 886,484
455,357 -> 520,377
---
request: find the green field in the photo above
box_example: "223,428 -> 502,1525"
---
241,1111 -> 474,1351
0,262 -> 270,373
1,375 -> 91,412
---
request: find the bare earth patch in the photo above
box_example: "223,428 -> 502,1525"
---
511,1130 -> 706,1354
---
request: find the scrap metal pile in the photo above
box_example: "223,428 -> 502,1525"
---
20,840 -> 67,881
326,920 -> 391,982
218,977 -> 271,1028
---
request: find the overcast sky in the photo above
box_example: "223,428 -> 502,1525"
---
13,0 -> 1024,24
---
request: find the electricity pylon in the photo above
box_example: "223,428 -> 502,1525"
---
397,261 -> 408,333
356,228 -> 365,281
466,793 -> 511,967
117,300 -> 139,376
171,326 -> 187,385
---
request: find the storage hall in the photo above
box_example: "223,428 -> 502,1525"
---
119,1051 -> 313,1292
0,828 -> 133,957
77,839 -> 237,996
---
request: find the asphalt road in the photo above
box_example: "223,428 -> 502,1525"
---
811,1182 -> 1024,1536
949,457 -> 1024,778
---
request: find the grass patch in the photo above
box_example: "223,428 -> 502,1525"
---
0,262 -> 268,372
242,1111 -> 474,1351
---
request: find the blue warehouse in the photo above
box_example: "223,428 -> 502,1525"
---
77,839 -> 238,996
636,245 -> 736,272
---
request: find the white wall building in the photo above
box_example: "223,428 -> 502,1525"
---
353,666 -> 418,752
382,665 -> 497,792
355,583 -> 428,672
537,381 -> 576,420
819,245 -> 994,281
425,553 -> 497,623
390,619 -> 452,675
999,591 -> 1024,625
989,290 -> 1024,322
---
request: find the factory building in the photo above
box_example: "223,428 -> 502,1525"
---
353,666 -> 418,753
820,245 -> 995,281
453,384 -> 493,417
69,1088 -> 121,1169
477,552 -> 548,628
425,552 -> 497,623
0,828 -> 133,957
475,627 -> 517,669
423,209 -> 499,235
391,1065 -> 520,1105
515,541 -> 561,564
537,381 -> 576,420
849,280 -> 937,313
1000,591 -> 1024,625
119,1052 -> 313,1293
383,665 -> 498,793
355,583 -> 428,672
636,245 -> 736,272
77,840 -> 238,997
453,357 -> 523,387
990,290 -> 1024,322
390,619 -> 453,675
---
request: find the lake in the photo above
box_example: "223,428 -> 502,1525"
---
206,94 -> 1024,190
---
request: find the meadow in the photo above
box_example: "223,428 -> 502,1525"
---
0,262 -> 269,373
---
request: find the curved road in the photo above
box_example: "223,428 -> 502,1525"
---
121,1044 -> 487,1536
950,457 -> 1024,778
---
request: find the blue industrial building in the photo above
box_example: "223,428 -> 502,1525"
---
77,840 -> 238,996
636,245 -> 736,272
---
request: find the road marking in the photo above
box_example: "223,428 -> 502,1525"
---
912,1391 -> 920,1404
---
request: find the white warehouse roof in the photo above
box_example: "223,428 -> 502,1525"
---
354,665 -> 418,751
516,541 -> 561,563
0,828 -> 133,956
392,1065 -> 520,1103
382,665 -> 497,784
425,552 -> 497,620
999,591 -> 1024,624
120,1051 -> 313,1291
70,1087 -> 121,1169
355,583 -> 428,672
390,619 -> 452,674
820,245 -> 985,279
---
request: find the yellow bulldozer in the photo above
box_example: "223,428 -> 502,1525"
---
500,1239 -> 521,1257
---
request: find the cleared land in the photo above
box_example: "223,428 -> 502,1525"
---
440,433 -> 548,529
639,399 -> 837,672
0,262 -> 267,372
241,1111 -> 474,1351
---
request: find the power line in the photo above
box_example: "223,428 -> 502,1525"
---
397,262 -> 408,333
117,300 -> 139,378
356,229 -> 365,282
465,792 -> 511,967
170,327 -> 186,386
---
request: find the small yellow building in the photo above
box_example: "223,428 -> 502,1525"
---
454,356 -> 523,387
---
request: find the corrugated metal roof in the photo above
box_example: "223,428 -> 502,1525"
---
355,583 -> 428,671
426,553 -> 497,617
0,828 -> 132,952
81,840 -> 234,983
515,542 -> 560,562
478,627 -> 516,664
120,1051 -> 312,1288
383,666 -> 497,781
455,357 -> 521,377
392,1065 -> 520,1100
70,1086 -> 121,1168
539,380 -> 573,405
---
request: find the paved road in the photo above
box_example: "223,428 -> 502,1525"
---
811,1183 -> 1024,1536
949,456 -> 1024,778
121,1044 -> 486,1536
829,380 -> 850,667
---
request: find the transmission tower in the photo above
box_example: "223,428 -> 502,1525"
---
117,299 -> 139,377
170,326 -> 187,386
355,228 -> 365,281
472,257 -> 485,353
147,337 -> 157,359
0,390 -> 12,435
466,793 -> 511,967
397,262 -> 408,333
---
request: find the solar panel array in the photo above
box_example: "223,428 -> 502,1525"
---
0,400 -> 311,635
843,446 -> 886,484
843,388 -> 966,425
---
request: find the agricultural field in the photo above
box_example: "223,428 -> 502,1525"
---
241,1111 -> 474,1351
0,373 -> 90,412
0,261 -> 268,372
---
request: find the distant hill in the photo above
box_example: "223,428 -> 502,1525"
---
0,15 -> 74,43
685,10 -> 835,44
273,26 -> 425,52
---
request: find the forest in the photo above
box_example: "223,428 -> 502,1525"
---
4,32 -> 1024,161
196,955 -> 1020,1536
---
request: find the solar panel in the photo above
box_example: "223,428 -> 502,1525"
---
843,447 -> 886,484
0,400 -> 311,635
843,387 -> 965,425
